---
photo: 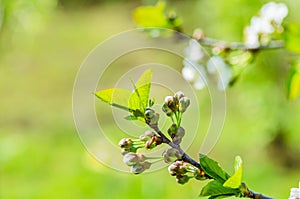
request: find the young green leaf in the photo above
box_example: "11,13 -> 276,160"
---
287,59 -> 300,100
95,88 -> 132,112
129,69 -> 152,112
284,22 -> 300,54
199,154 -> 230,183
95,69 -> 153,118
199,180 -> 239,198
223,156 -> 243,189
133,1 -> 168,28
124,115 -> 138,120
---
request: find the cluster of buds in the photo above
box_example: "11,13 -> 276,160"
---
119,131 -> 162,154
168,160 -> 206,184
123,152 -> 151,174
119,138 -> 142,154
167,124 -> 185,145
119,130 -> 163,174
162,91 -> 190,117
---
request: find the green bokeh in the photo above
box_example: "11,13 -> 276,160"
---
1,1 -> 300,199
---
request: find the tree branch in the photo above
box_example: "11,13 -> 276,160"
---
150,124 -> 203,170
246,190 -> 274,199
149,124 -> 275,199
195,37 -> 284,51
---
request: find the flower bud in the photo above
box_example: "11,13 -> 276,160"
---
121,149 -> 129,155
123,152 -> 145,166
174,91 -> 185,100
145,108 -> 155,119
163,148 -> 181,163
194,170 -> 207,181
165,96 -> 174,105
162,103 -> 173,116
130,161 -> 151,174
170,126 -> 185,144
118,138 -> 133,149
145,108 -> 159,125
179,97 -> 190,113
176,174 -> 189,184
176,127 -> 185,138
167,124 -> 178,138
139,130 -> 155,141
145,135 -> 162,149
165,96 -> 177,111
172,135 -> 182,145
168,160 -> 187,175
168,163 -> 178,176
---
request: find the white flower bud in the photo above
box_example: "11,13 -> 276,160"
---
174,91 -> 185,100
123,152 -> 144,166
179,97 -> 190,113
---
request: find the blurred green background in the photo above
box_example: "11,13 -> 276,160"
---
1,0 -> 300,198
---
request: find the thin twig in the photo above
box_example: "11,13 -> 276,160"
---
196,37 -> 284,51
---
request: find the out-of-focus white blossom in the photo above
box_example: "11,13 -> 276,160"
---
182,58 -> 207,90
184,39 -> 204,62
207,56 -> 232,90
194,77 -> 206,90
182,39 -> 208,90
244,2 -> 288,48
182,40 -> 232,90
260,2 -> 288,25
289,182 -> 300,199
182,59 -> 197,81
250,16 -> 274,34
244,26 -> 260,48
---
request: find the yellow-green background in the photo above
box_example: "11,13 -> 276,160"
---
1,0 -> 300,198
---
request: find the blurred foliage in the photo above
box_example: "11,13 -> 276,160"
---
0,1 -> 300,199
0,0 -> 57,42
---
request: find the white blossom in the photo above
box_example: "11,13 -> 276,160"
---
194,77 -> 206,90
182,58 -> 207,90
244,2 -> 288,48
289,182 -> 300,199
244,26 -> 260,48
260,2 -> 288,25
184,39 -> 204,62
207,56 -> 232,90
182,59 -> 197,81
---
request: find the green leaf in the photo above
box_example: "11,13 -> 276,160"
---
199,180 -> 238,198
223,156 -> 243,189
148,98 -> 155,107
284,22 -> 300,54
95,88 -> 132,112
133,1 -> 168,28
287,59 -> 300,100
124,115 -> 138,120
95,69 -> 153,118
129,69 -> 152,112
199,154 -> 230,183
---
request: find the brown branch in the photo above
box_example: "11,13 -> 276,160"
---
150,124 -> 203,171
247,190 -> 274,199
149,124 -> 275,199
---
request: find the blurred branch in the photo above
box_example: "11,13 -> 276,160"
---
195,37 -> 284,51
